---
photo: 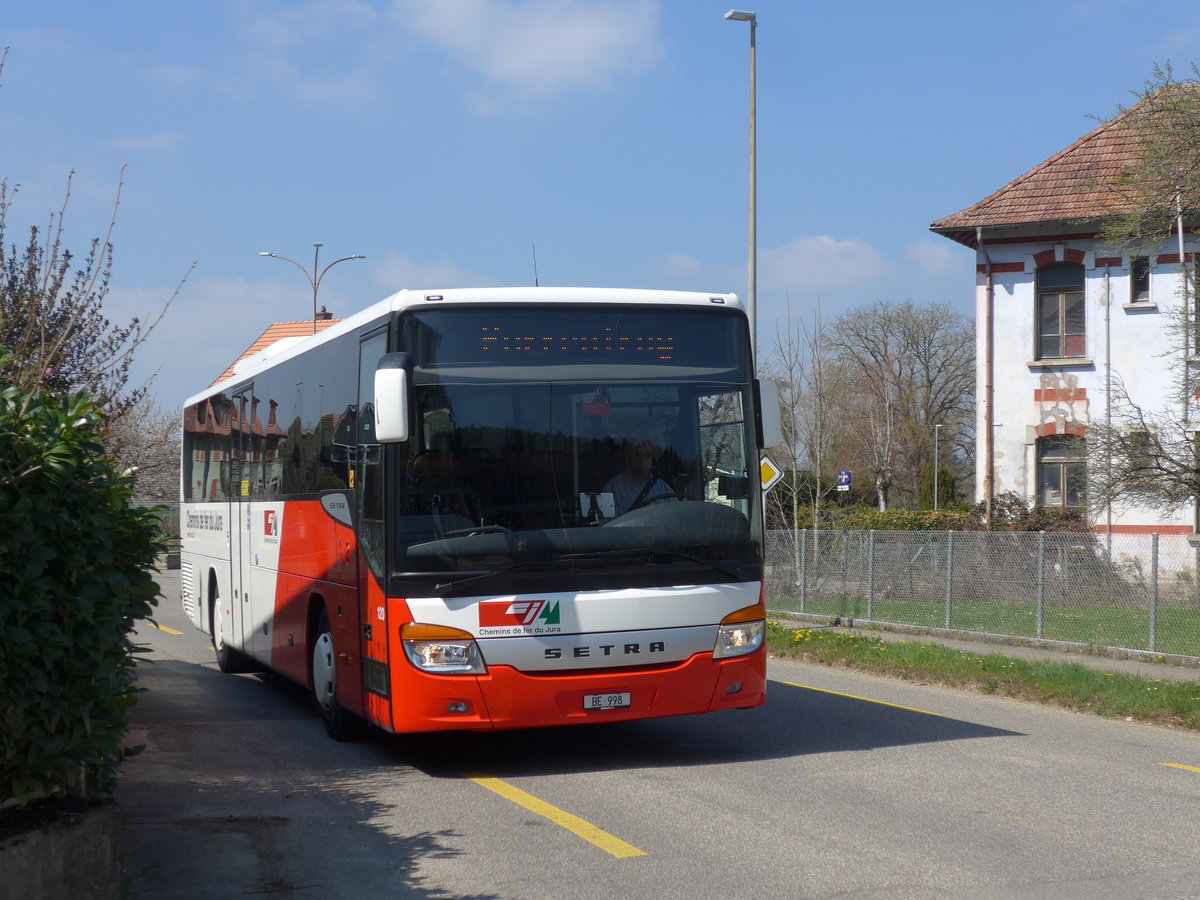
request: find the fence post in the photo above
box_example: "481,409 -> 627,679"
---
1149,532 -> 1159,653
799,529 -> 807,612
944,530 -> 954,630
867,530 -> 876,620
1036,531 -> 1045,640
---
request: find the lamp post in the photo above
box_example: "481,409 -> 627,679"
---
259,242 -> 366,334
724,8 -> 757,368
933,424 -> 943,511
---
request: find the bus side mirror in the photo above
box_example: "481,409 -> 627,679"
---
374,352 -> 414,443
755,379 -> 783,449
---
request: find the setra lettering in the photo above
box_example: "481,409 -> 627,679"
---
544,641 -> 666,660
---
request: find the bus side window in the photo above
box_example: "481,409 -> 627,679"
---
698,391 -> 748,507
358,331 -> 388,577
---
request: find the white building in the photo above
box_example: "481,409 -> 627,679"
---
931,103 -> 1195,536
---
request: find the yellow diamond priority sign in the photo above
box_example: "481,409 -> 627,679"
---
760,455 -> 783,492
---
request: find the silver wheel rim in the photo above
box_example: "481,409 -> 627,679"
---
313,632 -> 336,710
213,601 -> 225,652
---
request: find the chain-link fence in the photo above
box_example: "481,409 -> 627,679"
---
766,529 -> 1200,660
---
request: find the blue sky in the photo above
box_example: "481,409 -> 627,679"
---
4,0 -> 1200,408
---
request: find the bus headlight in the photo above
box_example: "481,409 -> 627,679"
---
401,623 -> 487,674
714,603 -> 766,659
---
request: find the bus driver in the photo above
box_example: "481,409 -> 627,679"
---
603,438 -> 677,515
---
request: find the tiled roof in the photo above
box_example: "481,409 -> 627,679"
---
930,99 -> 1149,246
211,319 -> 341,386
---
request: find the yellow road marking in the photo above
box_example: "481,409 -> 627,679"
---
145,621 -> 184,635
465,773 -> 646,859
1161,763 -> 1200,774
776,680 -> 942,717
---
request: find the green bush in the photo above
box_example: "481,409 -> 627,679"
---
827,507 -> 974,531
0,385 -> 162,806
782,493 -> 1090,534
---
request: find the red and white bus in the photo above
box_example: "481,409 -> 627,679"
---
181,287 -> 780,738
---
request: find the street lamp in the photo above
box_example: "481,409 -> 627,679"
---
724,9 -> 757,368
934,424 -> 943,511
259,242 -> 366,334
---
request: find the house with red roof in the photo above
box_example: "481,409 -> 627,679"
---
931,98 -> 1195,533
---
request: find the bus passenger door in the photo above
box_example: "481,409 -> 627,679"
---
227,386 -> 253,657
356,329 -> 393,729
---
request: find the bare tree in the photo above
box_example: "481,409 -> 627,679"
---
2,172 -> 141,417
830,301 -> 975,510
1086,66 -> 1200,514
763,298 -> 841,529
0,173 -> 192,453
1099,63 -> 1200,279
105,395 -> 181,500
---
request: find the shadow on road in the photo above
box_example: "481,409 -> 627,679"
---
120,656 -> 501,900
379,678 -> 1020,779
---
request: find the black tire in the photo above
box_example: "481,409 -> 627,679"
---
311,609 -> 360,741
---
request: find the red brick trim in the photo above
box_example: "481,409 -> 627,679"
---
1094,257 -> 1122,267
1033,248 -> 1086,267
976,262 -> 1024,273
1035,421 -> 1086,438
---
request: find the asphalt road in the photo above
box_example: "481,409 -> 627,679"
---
118,572 -> 1200,899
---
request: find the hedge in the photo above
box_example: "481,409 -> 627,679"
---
0,385 -> 162,806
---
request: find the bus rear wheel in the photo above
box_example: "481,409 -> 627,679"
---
311,609 -> 359,741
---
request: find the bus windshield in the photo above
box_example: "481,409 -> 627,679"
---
389,306 -> 759,586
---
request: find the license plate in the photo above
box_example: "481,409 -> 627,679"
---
583,691 -> 631,711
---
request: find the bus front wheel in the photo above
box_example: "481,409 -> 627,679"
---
210,587 -> 243,674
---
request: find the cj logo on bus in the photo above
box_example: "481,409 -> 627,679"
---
478,599 -> 562,635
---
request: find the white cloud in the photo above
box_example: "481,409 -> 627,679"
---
240,0 -> 381,49
646,253 -> 705,279
392,0 -> 663,100
228,0 -> 383,105
372,251 -> 500,290
759,235 -> 890,292
904,238 -> 963,277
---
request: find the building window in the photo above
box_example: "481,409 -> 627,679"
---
1037,434 -> 1086,509
1036,263 -> 1086,359
1130,257 -> 1151,303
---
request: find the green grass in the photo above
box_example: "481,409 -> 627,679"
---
766,621 -> 1200,731
771,595 -> 1200,658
